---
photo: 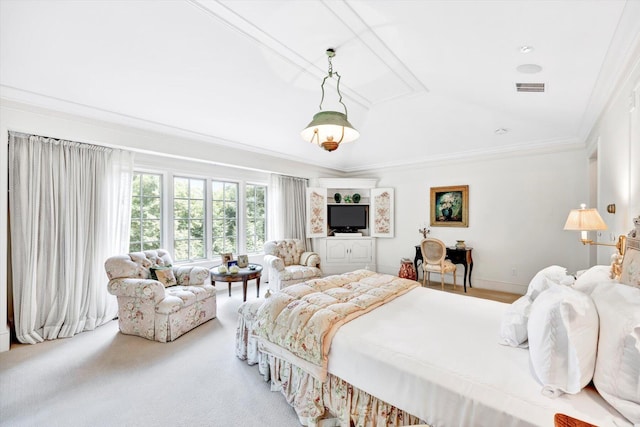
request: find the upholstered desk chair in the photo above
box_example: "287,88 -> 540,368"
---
263,239 -> 322,292
420,238 -> 457,290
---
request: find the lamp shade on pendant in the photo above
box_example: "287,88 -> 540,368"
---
301,111 -> 359,152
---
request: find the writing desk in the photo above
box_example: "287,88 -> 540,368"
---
414,245 -> 474,292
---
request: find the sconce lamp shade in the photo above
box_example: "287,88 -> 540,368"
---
564,204 -> 625,255
563,206 -> 607,231
564,204 -> 608,243
301,111 -> 360,152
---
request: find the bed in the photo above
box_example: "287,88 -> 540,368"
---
236,235 -> 640,427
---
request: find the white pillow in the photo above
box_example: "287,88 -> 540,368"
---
525,265 -> 572,300
498,266 -> 574,348
573,265 -> 616,295
591,283 -> 640,424
528,284 -> 599,398
498,295 -> 532,348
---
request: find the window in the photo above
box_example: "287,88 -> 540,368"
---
211,180 -> 238,255
129,172 -> 162,252
174,177 -> 205,261
245,184 -> 267,253
128,169 -> 267,262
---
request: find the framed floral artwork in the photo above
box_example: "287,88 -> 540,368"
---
370,188 -> 394,237
430,185 -> 469,227
306,187 -> 327,238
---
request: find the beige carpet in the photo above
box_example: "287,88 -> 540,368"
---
0,283 -> 301,427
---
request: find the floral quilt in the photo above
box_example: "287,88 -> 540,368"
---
254,269 -> 419,381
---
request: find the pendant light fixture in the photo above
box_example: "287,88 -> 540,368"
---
301,48 -> 359,152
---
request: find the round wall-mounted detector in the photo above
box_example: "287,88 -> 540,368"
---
516,63 -> 543,74
520,45 -> 534,53
495,128 -> 508,135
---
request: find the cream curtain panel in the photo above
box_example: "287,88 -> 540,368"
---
268,174 -> 310,248
9,132 -> 134,344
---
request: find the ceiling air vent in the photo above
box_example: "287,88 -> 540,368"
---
516,83 -> 545,93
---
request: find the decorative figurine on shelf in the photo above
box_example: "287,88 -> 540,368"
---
334,193 -> 342,203
419,227 -> 430,239
343,195 -> 352,203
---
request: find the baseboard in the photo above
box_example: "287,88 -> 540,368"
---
414,271 -> 526,296
0,329 -> 10,352
472,279 -> 526,295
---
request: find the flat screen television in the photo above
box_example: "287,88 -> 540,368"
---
328,205 -> 368,232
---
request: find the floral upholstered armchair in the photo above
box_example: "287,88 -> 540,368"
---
105,249 -> 216,342
263,239 -> 322,292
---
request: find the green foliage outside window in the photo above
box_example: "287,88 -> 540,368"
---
245,184 -> 266,253
212,181 -> 238,255
130,172 -> 267,262
129,173 -> 162,253
174,177 -> 205,261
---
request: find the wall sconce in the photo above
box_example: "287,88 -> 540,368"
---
606,203 -> 616,214
564,204 -> 625,255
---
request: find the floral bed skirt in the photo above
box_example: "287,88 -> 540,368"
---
236,300 -> 425,427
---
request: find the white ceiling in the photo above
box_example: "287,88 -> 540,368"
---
2,0 -> 640,172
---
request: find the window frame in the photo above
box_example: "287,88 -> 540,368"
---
129,171 -> 163,253
172,175 -> 207,262
211,179 -> 240,257
129,164 -> 269,264
244,182 -> 267,254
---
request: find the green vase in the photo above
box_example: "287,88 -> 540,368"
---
334,193 -> 341,203
353,193 -> 361,203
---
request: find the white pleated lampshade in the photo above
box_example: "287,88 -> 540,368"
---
564,207 -> 607,231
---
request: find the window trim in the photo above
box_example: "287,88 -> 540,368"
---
130,166 -> 269,264
244,182 -> 268,254
173,175 -> 207,262
210,179 -> 240,258
130,171 -> 164,253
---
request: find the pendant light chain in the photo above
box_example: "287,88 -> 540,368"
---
318,49 -> 349,117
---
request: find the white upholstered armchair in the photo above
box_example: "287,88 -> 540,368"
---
105,249 -> 216,342
263,239 -> 322,292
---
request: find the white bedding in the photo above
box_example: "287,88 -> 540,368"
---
328,287 -> 630,427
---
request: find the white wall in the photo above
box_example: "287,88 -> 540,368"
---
353,148 -> 590,295
585,39 -> 640,264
